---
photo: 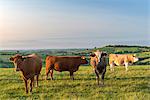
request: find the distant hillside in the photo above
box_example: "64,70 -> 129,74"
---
0,45 -> 149,68
94,45 -> 150,54
106,45 -> 149,48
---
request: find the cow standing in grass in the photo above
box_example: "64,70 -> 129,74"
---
10,54 -> 42,94
109,54 -> 138,71
45,56 -> 88,80
90,51 -> 107,86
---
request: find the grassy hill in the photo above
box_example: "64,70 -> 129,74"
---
0,45 -> 149,68
0,65 -> 149,99
94,45 -> 150,54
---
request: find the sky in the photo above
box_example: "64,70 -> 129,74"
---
0,0 -> 149,50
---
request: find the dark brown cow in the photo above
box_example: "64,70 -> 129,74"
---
90,51 -> 107,85
45,56 -> 88,80
10,54 -> 42,93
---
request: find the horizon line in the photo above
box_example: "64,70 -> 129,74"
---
0,44 -> 149,51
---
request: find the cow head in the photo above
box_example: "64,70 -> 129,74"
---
99,52 -> 107,62
94,50 -> 102,63
132,54 -> 139,62
90,52 -> 107,63
81,56 -> 88,64
9,54 -> 24,71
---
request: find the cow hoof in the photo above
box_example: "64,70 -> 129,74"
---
45,77 -> 49,80
26,91 -> 28,94
51,78 -> 54,80
71,78 -> 74,80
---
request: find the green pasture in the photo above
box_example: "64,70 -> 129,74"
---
0,65 -> 149,99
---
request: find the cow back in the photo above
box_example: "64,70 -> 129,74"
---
46,56 -> 82,72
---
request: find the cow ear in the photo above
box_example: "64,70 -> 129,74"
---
102,52 -> 107,57
90,53 -> 96,57
9,57 -> 14,61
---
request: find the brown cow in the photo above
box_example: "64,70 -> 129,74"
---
90,51 -> 107,86
45,56 -> 88,80
109,54 -> 138,71
10,54 -> 42,93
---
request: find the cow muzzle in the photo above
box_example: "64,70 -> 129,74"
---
134,58 -> 139,62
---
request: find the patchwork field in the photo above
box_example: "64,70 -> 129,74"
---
0,65 -> 149,99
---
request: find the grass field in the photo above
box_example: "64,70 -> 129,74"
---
0,65 -> 149,100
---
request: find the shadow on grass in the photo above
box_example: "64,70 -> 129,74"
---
114,76 -> 150,80
0,78 -> 22,82
130,68 -> 150,70
43,75 -> 150,82
45,77 -> 96,81
134,83 -> 150,93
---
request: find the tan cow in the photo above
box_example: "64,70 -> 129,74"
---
45,56 -> 88,80
10,54 -> 42,93
109,54 -> 138,71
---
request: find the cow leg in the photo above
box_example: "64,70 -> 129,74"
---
36,75 -> 39,87
110,63 -> 114,71
101,69 -> 106,86
33,76 -> 35,87
50,69 -> 54,80
124,62 -> 128,71
30,77 -> 34,93
70,72 -> 74,80
92,66 -> 96,73
94,69 -> 99,85
23,78 -> 28,94
46,69 -> 50,80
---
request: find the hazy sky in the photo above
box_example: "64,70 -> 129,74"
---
0,0 -> 149,49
